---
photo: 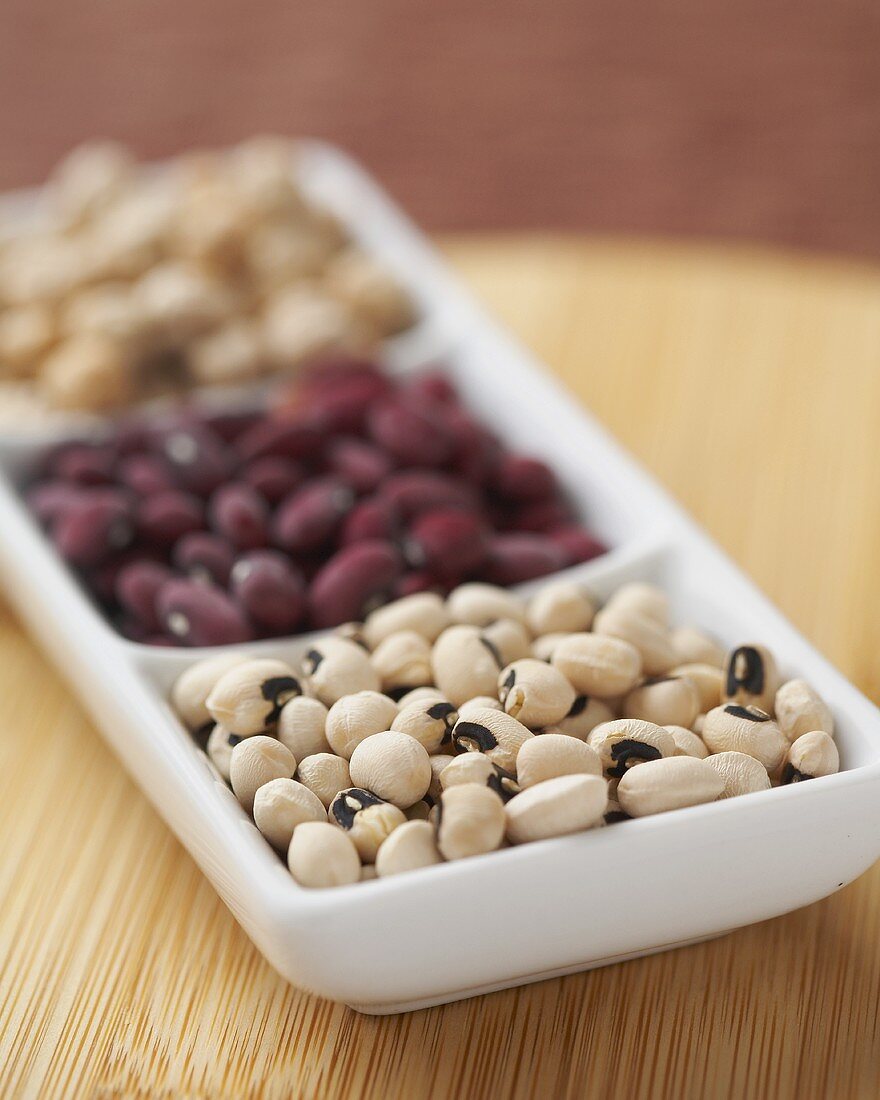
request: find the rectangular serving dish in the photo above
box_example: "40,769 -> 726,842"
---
1,142 -> 879,1014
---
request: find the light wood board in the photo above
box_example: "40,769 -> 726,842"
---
2,236 -> 880,1099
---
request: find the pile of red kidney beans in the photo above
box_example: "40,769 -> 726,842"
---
24,358 -> 606,645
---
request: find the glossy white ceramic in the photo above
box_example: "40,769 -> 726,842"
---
0,143 -> 878,1014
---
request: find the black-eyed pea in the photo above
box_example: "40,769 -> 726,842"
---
551,633 -> 642,698
617,756 -> 724,817
253,778 -> 326,849
450,706 -> 534,773
446,582 -> 527,628
458,696 -> 503,718
531,633 -> 568,661
188,321 -> 264,385
588,719 -> 675,778
603,582 -> 669,626
328,788 -> 407,862
295,753 -> 352,808
551,695 -> 616,740
781,731 -> 840,783
505,774 -> 607,844
665,725 -> 709,759
702,704 -> 787,772
774,680 -> 834,742
515,734 -> 601,788
325,691 -> 399,760
302,637 -> 380,706
593,606 -> 676,676
439,754 -> 519,802
704,751 -> 771,798
277,695 -> 330,759
349,731 -> 432,808
363,592 -> 451,648
432,624 -> 504,706
693,713 -> 706,735
482,618 -> 533,666
288,821 -> 361,888
370,630 -> 433,693
229,736 -> 296,814
392,700 -> 457,754
207,658 -> 305,736
51,141 -> 134,227
671,626 -> 725,669
437,783 -> 505,860
206,724 -> 241,781
498,657 -> 576,728
375,820 -> 443,877
722,644 -> 779,713
171,651 -> 249,732
623,675 -> 700,728
526,580 -> 595,636
671,663 -> 723,713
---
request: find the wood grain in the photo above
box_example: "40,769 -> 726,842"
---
3,236 -> 880,1098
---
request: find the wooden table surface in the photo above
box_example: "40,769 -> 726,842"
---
3,236 -> 880,1099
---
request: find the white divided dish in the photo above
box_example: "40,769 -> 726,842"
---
1,143 -> 879,1014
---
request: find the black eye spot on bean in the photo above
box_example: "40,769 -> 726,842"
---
499,669 -> 516,703
488,767 -> 519,802
479,635 -> 503,669
608,739 -> 662,778
724,704 -> 770,723
261,675 -> 301,722
227,734 -> 242,748
781,764 -> 809,784
330,787 -> 383,829
453,721 -> 498,754
303,648 -> 324,674
428,702 -> 457,732
727,646 -> 764,696
568,695 -> 589,717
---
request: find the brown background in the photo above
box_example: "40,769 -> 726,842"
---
2,1 -> 880,255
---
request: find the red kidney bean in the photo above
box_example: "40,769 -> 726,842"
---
157,579 -> 254,646
117,454 -> 175,497
49,444 -> 116,486
446,409 -> 501,485
403,371 -> 459,405
548,526 -> 606,565
273,477 -> 355,553
492,455 -> 557,501
230,550 -> 306,633
482,533 -> 567,585
406,509 -> 490,578
392,571 -> 444,598
202,408 -> 262,443
235,412 -> 323,462
53,491 -> 135,567
339,496 -> 400,546
115,560 -> 173,631
367,396 -> 454,467
172,531 -> 236,586
298,372 -> 391,434
137,490 -> 205,548
208,483 -> 269,550
243,457 -> 306,504
26,481 -> 84,526
326,438 -> 393,495
380,471 -> 478,520
153,425 -> 233,497
308,540 -> 403,629
507,499 -> 574,533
